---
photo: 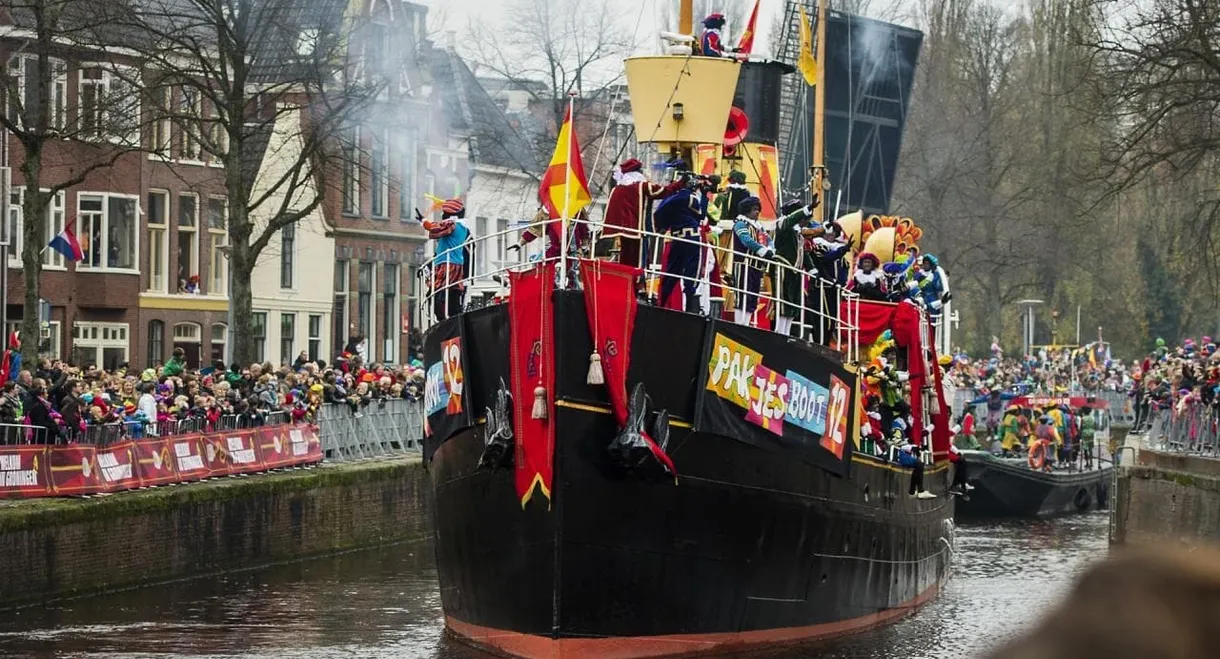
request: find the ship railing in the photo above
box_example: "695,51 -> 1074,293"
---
420,217 -> 862,363
1141,404 -> 1220,457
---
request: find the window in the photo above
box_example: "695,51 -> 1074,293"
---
341,123 -> 359,214
211,323 -> 227,363
5,55 -> 66,130
72,322 -> 129,371
207,197 -> 227,295
45,191 -> 64,269
147,191 -> 169,291
147,319 -> 164,367
77,194 -> 137,270
280,224 -> 295,289
406,265 -> 419,334
382,264 -> 398,363
206,118 -> 227,166
179,86 -> 202,160
357,261 -> 373,342
79,64 -> 138,144
497,218 -> 509,264
474,216 -> 488,275
296,28 -> 320,57
308,314 -> 322,361
8,189 -> 66,269
11,319 -> 62,359
151,86 -> 172,155
280,313 -> 295,365
251,312 -> 267,363
6,186 -> 21,268
371,130 -> 388,217
399,132 -> 416,221
178,194 -> 199,289
333,260 -> 348,355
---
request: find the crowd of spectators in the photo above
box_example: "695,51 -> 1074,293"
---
944,338 -> 1132,397
0,333 -> 429,446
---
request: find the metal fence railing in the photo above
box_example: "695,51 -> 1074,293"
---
1140,405 -> 1220,457
316,399 -> 424,461
0,399 -> 428,459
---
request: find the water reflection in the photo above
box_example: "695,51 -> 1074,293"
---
0,514 -> 1108,659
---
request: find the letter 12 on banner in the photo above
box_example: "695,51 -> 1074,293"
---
821,375 -> 850,460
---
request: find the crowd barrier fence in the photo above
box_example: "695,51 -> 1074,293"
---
0,400 -> 425,498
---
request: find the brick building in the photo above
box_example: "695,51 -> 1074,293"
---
3,0 -> 468,370
2,11 -> 228,370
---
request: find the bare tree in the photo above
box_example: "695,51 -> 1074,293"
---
465,0 -> 635,172
1,0 -> 152,365
110,0 -> 390,363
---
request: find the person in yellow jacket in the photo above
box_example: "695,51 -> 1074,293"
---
1000,404 -> 1027,455
1045,402 -> 1068,465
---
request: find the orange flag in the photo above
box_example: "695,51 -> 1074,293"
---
538,103 -> 592,220
737,0 -> 760,55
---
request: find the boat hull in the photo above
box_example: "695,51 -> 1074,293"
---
955,451 -> 1111,519
427,295 -> 955,658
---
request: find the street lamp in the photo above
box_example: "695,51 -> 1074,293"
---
1016,299 -> 1044,359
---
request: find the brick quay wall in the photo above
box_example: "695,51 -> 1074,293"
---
1112,449 -> 1220,548
0,457 -> 428,607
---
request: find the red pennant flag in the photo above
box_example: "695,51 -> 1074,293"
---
736,0 -> 760,55
508,264 -> 557,508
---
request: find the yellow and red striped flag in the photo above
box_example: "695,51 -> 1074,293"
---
538,104 -> 591,220
737,0 -> 760,55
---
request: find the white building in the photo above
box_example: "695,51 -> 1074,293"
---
247,107 -> 333,366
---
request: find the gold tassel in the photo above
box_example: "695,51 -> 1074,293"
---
587,351 -> 604,385
531,385 -> 548,420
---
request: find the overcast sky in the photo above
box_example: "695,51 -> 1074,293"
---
422,0 -> 917,64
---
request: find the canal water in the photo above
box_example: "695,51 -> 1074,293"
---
0,514 -> 1108,659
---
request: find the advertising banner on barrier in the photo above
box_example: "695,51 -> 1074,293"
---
133,437 -> 180,486
48,444 -> 101,495
96,442 -> 140,492
170,436 -> 209,483
258,425 -> 322,468
0,425 -> 324,498
0,445 -> 49,498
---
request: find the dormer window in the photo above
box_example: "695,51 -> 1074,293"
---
296,28 -> 319,57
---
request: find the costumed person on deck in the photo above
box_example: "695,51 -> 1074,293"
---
847,252 -> 887,301
511,206 -> 592,286
999,404 -> 1028,456
772,196 -> 818,337
882,255 -> 917,303
730,196 -> 774,325
699,13 -> 730,57
1030,414 -> 1059,472
715,170 -> 752,222
914,253 -> 950,318
653,175 -> 710,312
421,198 -> 470,321
1079,405 -> 1096,469
600,158 -> 683,271
808,221 -> 852,344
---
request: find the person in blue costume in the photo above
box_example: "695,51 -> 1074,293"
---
422,198 -> 471,321
915,253 -> 950,318
699,13 -> 728,57
808,221 -> 852,344
730,196 -> 774,325
654,176 -> 710,312
883,255 -> 918,303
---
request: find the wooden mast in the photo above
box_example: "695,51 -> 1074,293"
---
812,0 -> 828,224
679,0 -> 693,39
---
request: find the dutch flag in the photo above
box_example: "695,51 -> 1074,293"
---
47,221 -> 84,262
